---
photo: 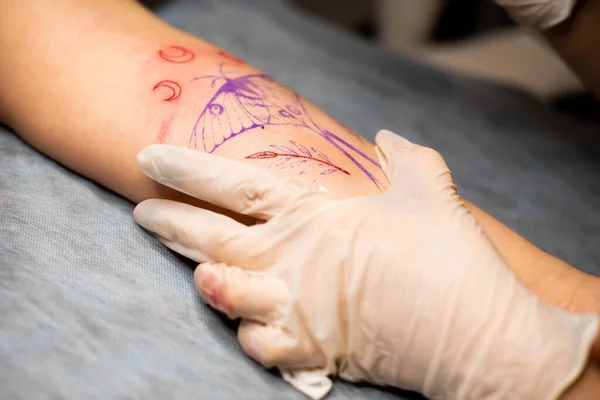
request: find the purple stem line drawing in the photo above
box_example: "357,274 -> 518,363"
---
189,67 -> 384,190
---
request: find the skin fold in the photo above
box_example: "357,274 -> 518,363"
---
0,0 -> 598,396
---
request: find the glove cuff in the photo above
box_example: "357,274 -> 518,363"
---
427,303 -> 598,400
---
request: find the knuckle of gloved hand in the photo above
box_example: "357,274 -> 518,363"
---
219,228 -> 242,247
238,181 -> 270,214
200,230 -> 228,256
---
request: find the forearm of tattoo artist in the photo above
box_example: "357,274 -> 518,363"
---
1,0 -> 599,359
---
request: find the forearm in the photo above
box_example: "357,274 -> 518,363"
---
0,0 -> 186,202
543,0 -> 600,100
559,361 -> 600,400
0,0 -> 386,206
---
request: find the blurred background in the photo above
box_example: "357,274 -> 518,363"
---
292,0 -> 600,122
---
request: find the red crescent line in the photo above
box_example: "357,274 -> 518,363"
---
153,80 -> 182,102
158,45 -> 195,63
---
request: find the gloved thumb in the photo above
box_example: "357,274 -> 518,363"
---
374,129 -> 455,198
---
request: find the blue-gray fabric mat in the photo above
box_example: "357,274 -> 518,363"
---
1,0 -> 598,398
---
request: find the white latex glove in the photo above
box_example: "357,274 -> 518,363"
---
495,0 -> 577,30
133,130 -> 598,400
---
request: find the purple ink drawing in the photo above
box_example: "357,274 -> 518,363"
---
190,66 -> 384,189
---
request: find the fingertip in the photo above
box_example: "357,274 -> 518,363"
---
132,198 -> 170,228
137,144 -> 204,181
136,144 -> 161,174
374,130 -> 419,180
374,129 -> 399,145
132,199 -> 156,227
375,129 -> 417,152
195,263 -> 231,314
194,262 -> 216,293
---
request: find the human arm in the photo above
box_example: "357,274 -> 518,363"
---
495,0 -> 600,100
561,364 -> 600,400
0,0 -> 387,208
1,0 -> 599,338
543,0 -> 600,100
131,132 -> 599,399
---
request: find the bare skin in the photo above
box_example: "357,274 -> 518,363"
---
0,0 -> 598,396
544,0 -> 600,100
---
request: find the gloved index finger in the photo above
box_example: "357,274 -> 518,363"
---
137,145 -> 309,220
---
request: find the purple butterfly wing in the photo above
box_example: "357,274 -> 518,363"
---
243,75 -> 316,129
190,76 -> 271,152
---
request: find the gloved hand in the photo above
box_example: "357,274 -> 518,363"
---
133,130 -> 598,399
495,0 -> 577,30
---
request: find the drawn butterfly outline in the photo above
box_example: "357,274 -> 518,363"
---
190,66 -> 315,153
189,66 -> 385,190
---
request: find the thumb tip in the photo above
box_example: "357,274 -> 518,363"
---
374,129 -> 418,168
375,130 -> 399,151
374,130 -> 422,184
375,129 -> 417,151
375,129 -> 397,143
136,146 -> 152,169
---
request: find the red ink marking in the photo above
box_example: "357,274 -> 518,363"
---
153,80 -> 182,102
217,50 -> 244,64
246,151 -> 350,175
157,119 -> 173,144
158,45 -> 195,63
